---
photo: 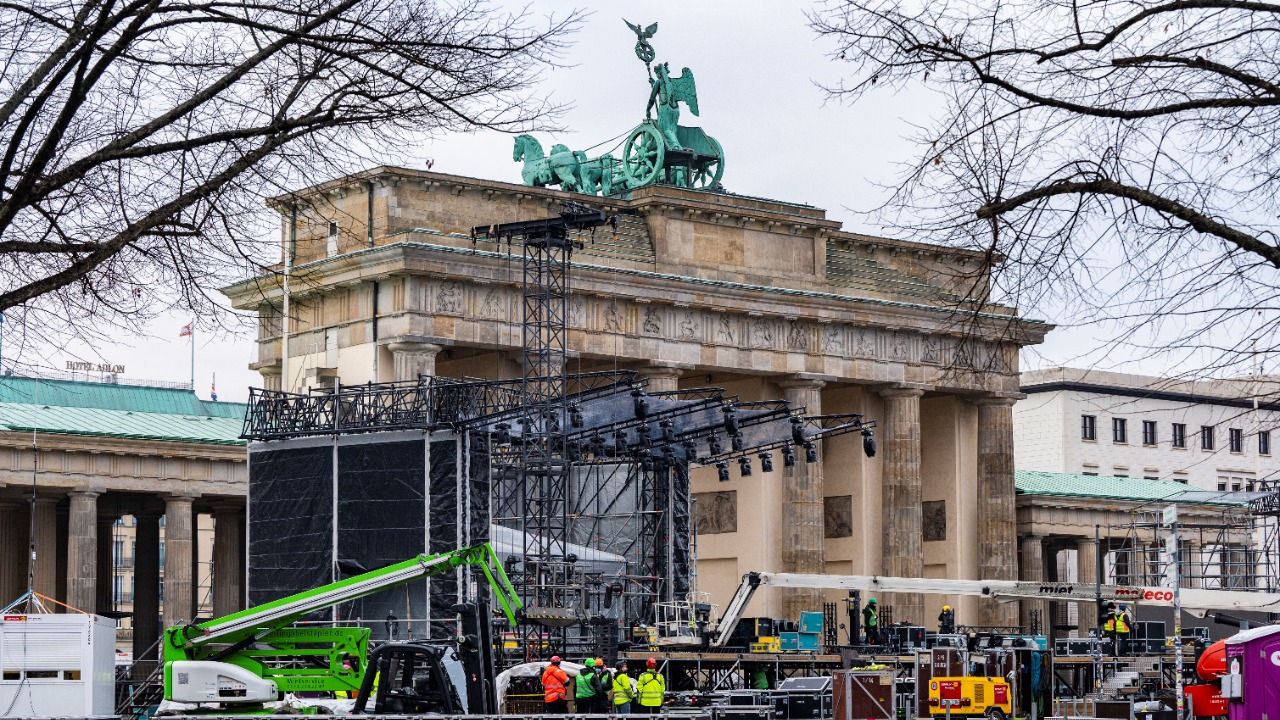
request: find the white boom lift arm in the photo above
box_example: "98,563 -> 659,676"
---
709,571 -> 1280,647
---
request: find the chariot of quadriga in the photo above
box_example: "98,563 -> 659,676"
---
514,20 -> 725,197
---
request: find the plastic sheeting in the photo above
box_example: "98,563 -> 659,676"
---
428,437 -> 460,640
494,660 -> 586,711
247,443 -> 333,607
247,431 -> 490,642
336,439 -> 427,636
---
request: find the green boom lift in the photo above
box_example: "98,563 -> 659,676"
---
161,543 -> 521,714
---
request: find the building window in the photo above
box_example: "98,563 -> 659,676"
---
1201,425 -> 1215,450
1218,482 -> 1227,491
1081,415 -> 1097,441
1176,478 -> 1188,484
1144,476 -> 1159,480
1142,421 -> 1157,446
327,221 -> 339,257
112,540 -> 123,567
1260,431 -> 1271,456
1232,482 -> 1241,492
1082,471 -> 1098,476
1247,482 -> 1256,492
1230,428 -> 1243,453
1172,423 -> 1187,448
1113,418 -> 1128,443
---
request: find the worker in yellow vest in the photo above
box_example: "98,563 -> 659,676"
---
1114,604 -> 1132,655
636,658 -> 666,714
1102,602 -> 1119,654
612,660 -> 635,714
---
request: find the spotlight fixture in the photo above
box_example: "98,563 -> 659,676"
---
637,422 -> 652,444
567,441 -> 582,462
660,420 -> 676,443
790,416 -> 806,446
570,403 -> 584,428
716,462 -> 730,482
781,445 -> 796,467
738,456 -> 752,477
731,433 -> 745,452
682,439 -> 698,461
708,433 -> 723,456
591,433 -> 606,456
804,442 -> 818,463
759,451 -> 774,473
633,390 -> 649,420
862,428 -> 877,458
614,428 -> 628,451
723,405 -> 739,434
494,423 -> 511,445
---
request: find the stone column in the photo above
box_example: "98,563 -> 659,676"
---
65,491 -> 101,613
55,504 -> 68,603
879,386 -> 925,623
32,497 -> 58,601
212,505 -> 245,617
636,365 -> 685,393
976,397 -> 1020,627
163,496 -> 196,628
779,376 -> 827,619
1076,536 -> 1099,633
96,515 -> 115,614
1019,535 -> 1047,634
133,510 -> 161,676
0,502 -> 25,602
388,340 -> 443,381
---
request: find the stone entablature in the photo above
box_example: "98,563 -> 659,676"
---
0,433 -> 245,497
232,243 -> 1034,396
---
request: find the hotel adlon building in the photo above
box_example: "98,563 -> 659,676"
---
222,167 -> 1050,628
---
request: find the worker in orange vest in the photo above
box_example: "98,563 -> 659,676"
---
542,655 -> 570,714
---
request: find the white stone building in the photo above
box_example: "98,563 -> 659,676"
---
1015,367 -> 1280,491
1014,367 -> 1280,593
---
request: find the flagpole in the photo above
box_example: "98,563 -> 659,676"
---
190,323 -> 195,392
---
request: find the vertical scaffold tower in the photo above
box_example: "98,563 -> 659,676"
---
473,203 -> 607,639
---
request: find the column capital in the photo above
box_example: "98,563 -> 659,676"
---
970,393 -> 1023,407
777,373 -> 832,391
166,493 -> 199,504
877,383 -> 929,399
68,489 -> 103,499
382,335 -> 447,354
637,363 -> 690,378
253,361 -> 282,377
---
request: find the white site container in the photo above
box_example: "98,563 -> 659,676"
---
0,613 -> 116,718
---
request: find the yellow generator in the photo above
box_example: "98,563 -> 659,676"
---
926,677 -> 1011,720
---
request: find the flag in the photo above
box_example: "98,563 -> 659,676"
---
179,322 -> 193,337
211,377 -> 217,402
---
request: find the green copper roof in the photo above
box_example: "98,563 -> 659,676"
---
1015,470 -> 1242,506
0,376 -> 243,417
0,376 -> 246,445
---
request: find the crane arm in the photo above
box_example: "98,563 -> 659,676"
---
710,571 -> 1280,643
168,543 -> 521,652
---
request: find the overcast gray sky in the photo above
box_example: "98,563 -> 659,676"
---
26,1 -> 1110,402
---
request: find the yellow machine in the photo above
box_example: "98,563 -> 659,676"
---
926,677 -> 1011,720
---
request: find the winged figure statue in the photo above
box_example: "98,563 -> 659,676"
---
624,19 -> 658,63
647,63 -> 698,149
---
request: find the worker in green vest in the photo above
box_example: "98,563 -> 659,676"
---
612,660 -> 635,714
576,658 -> 598,712
752,669 -> 769,690
636,658 -> 666,714
862,598 -> 880,645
